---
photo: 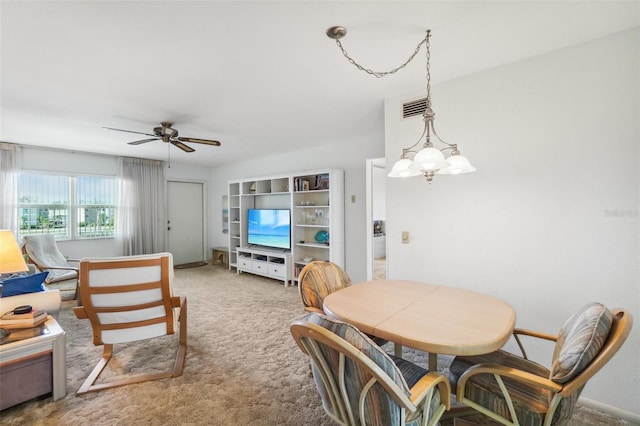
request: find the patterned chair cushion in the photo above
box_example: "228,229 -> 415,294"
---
304,313 -> 440,426
550,302 -> 613,384
450,350 -> 579,426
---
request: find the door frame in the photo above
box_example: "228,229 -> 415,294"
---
166,179 -> 208,263
365,158 -> 386,280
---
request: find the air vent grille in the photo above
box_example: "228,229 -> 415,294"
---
402,98 -> 427,119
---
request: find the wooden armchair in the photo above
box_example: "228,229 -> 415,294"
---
23,234 -> 79,300
449,303 -> 632,426
291,313 -> 450,426
73,253 -> 187,394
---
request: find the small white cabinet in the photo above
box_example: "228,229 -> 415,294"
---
236,246 -> 292,286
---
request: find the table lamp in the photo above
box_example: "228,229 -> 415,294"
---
0,230 -> 28,275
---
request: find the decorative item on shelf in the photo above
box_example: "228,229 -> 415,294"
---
302,180 -> 310,191
303,257 -> 313,262
327,26 -> 476,183
314,230 -> 329,243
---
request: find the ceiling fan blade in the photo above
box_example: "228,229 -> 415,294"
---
102,127 -> 158,138
127,138 -> 160,145
177,137 -> 221,146
171,140 -> 195,153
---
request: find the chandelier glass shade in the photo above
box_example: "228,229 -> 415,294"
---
327,26 -> 475,183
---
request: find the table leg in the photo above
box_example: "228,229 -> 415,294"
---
394,343 -> 402,357
52,332 -> 67,400
428,352 -> 438,372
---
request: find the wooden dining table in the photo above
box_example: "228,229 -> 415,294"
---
323,279 -> 516,371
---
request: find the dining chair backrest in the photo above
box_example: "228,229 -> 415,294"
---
291,313 -> 450,426
298,261 -> 351,313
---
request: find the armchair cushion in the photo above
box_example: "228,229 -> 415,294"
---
550,302 -> 613,383
0,272 -> 49,298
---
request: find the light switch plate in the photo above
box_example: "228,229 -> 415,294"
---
401,231 -> 409,244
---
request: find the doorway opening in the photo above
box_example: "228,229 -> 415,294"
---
365,158 -> 387,280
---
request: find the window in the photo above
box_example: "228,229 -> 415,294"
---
19,173 -> 118,240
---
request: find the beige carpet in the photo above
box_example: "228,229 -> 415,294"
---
1,265 -> 633,425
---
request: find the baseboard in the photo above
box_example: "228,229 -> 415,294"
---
579,397 -> 640,424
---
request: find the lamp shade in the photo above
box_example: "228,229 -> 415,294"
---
438,154 -> 477,175
0,230 -> 28,274
410,146 -> 449,171
388,158 -> 422,178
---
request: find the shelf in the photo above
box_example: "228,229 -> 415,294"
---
296,242 -> 330,249
228,169 -> 343,281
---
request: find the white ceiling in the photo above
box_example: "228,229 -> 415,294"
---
2,1 -> 638,167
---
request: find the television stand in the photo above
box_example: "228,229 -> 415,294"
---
236,246 -> 292,286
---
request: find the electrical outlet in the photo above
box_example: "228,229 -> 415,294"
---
401,231 -> 409,244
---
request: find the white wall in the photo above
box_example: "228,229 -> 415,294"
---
209,134 -> 384,283
385,29 -> 639,415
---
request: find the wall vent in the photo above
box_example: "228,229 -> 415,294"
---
402,97 -> 427,119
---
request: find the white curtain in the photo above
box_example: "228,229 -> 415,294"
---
118,157 -> 166,255
0,143 -> 22,232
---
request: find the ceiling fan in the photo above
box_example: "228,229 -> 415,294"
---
102,122 -> 221,152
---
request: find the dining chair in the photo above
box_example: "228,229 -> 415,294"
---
23,234 -> 79,300
291,313 -> 450,426
449,302 -> 633,426
72,252 -> 187,394
298,261 -> 391,349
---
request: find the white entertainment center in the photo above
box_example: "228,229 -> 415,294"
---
226,169 -> 344,286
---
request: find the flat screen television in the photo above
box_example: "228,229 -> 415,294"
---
247,209 -> 291,250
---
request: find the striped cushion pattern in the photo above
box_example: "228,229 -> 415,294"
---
551,302 -> 613,383
450,351 -> 579,426
305,313 -> 439,426
299,261 -> 351,311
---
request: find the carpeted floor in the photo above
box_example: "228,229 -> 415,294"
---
1,265 -> 634,425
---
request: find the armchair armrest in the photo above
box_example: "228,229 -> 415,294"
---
456,362 -> 562,402
512,328 -> 557,360
409,371 -> 451,410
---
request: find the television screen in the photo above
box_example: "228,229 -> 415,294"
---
247,209 -> 291,250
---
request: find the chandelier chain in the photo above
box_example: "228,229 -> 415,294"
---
334,31 -> 429,79
425,31 -> 431,108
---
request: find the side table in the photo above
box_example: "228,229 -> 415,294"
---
0,316 -> 66,410
211,246 -> 229,267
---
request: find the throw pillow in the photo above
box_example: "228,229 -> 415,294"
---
550,302 -> 613,383
0,272 -> 49,298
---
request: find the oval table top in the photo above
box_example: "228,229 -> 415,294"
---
323,279 -> 516,357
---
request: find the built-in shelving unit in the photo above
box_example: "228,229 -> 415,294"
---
226,169 -> 344,286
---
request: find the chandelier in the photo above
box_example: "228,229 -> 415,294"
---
327,26 -> 476,183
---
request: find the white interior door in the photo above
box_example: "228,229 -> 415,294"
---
167,181 -> 204,265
